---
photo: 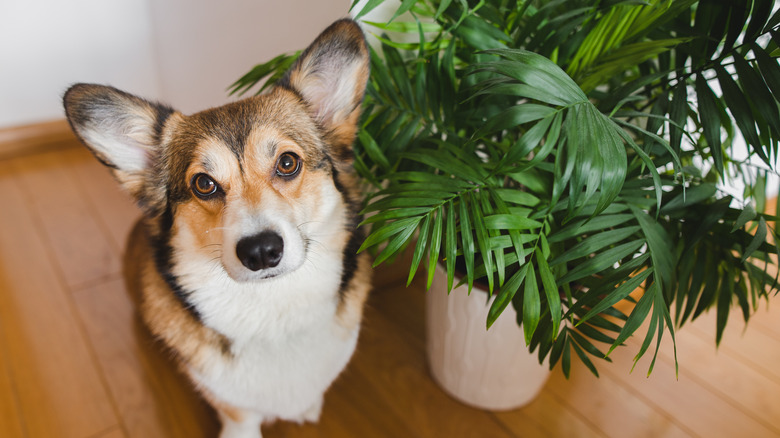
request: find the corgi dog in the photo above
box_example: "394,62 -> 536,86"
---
63,19 -> 371,438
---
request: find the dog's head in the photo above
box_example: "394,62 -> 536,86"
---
63,19 -> 369,283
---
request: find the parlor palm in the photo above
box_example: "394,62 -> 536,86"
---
230,0 -> 780,377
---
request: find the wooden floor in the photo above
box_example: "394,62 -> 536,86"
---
1,143 -> 779,438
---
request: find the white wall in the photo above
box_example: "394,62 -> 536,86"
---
0,0 -> 351,129
0,0 -> 159,129
148,0 -> 351,115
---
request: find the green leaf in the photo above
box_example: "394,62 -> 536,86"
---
557,240 -> 645,285
731,204 -> 757,232
477,50 -> 587,103
608,284 -> 655,356
523,263 -> 541,344
372,220 -> 421,266
616,128 -> 663,212
403,151 -> 485,182
362,196 -> 443,213
732,53 -> 780,140
493,189 -> 540,207
745,0 -> 773,39
360,207 -> 432,225
550,226 -> 641,267
599,70 -> 674,113
362,20 -> 442,33
359,217 -> 422,253
716,270 -> 732,345
536,248 -> 562,338
576,321 -> 617,345
660,183 -> 717,213
549,329 -> 568,370
695,75 -> 724,177
471,193 -> 494,294
358,129 -> 390,170
477,104 -> 556,137
427,208 -> 444,290
353,0 -> 389,20
715,65 -> 767,164
562,335 -> 571,378
445,200 -> 457,292
472,81 -> 569,106
388,0 -> 418,24
631,207 -> 675,293
460,196 -> 475,292
578,269 -> 653,326
435,0 -> 453,19
668,83 -> 688,154
483,214 -> 543,231
548,214 -> 634,243
741,217 -> 768,262
488,264 -> 529,329
753,43 -> 780,99
496,113 -> 556,172
408,214 -> 431,286
572,339 -> 600,376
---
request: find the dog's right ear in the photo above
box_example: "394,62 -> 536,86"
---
63,84 -> 176,213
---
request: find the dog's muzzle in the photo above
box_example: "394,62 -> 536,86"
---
235,231 -> 284,271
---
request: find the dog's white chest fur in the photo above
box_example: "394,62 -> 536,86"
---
179,254 -> 357,421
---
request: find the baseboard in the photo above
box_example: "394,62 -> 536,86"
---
0,119 -> 81,160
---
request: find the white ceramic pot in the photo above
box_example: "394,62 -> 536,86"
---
426,264 -> 551,410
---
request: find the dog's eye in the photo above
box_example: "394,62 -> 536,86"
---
192,173 -> 219,198
276,152 -> 301,177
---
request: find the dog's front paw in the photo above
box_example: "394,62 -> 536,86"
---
297,397 -> 324,424
218,410 -> 263,438
219,422 -> 262,438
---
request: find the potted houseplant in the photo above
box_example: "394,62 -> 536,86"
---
231,0 -> 779,403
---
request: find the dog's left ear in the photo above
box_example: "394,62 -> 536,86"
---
63,84 -> 175,215
278,19 -> 369,156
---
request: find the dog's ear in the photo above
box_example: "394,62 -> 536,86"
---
63,84 -> 175,214
278,19 -> 369,157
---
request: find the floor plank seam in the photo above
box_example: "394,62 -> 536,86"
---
667,364 -> 780,436
653,335 -> 780,435
486,411 -> 523,438
84,425 -> 126,438
597,367 -> 701,438
70,272 -> 124,296
8,161 -> 130,438
685,323 -> 780,386
64,150 -> 128,257
545,386 -> 610,438
0,313 -> 31,438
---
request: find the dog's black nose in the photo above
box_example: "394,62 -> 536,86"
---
236,231 -> 284,271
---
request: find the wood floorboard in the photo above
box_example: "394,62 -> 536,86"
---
11,150 -> 121,289
542,360 -> 690,438
0,161 -> 118,437
751,300 -> 780,342
72,278 -> 219,438
62,147 -> 140,252
92,426 -> 126,438
369,280 -> 605,438
0,295 -> 26,438
2,144 -> 780,437
658,322 -> 780,434
688,309 -> 780,384
492,390 -> 607,438
348,301 -> 519,438
605,334 -> 777,438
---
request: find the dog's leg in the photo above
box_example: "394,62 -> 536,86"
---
297,395 -> 324,424
217,407 -> 263,438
